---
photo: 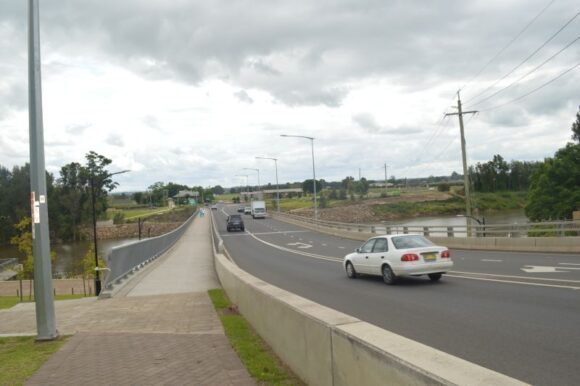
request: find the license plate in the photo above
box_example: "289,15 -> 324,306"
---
423,254 -> 436,261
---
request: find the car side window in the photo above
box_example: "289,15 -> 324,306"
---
360,239 -> 376,253
372,238 -> 388,253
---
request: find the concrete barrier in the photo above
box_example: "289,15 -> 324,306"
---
273,214 -> 580,253
214,252 -> 527,386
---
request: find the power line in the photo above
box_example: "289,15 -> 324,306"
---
468,35 -> 580,108
459,0 -> 557,93
481,59 -> 580,112
464,9 -> 580,105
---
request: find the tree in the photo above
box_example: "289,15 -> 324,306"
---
525,111 -> 580,221
81,151 -> 118,221
212,185 -> 225,195
57,162 -> 85,241
572,107 -> 580,143
354,178 -> 370,198
302,179 -> 322,195
525,143 -> 580,220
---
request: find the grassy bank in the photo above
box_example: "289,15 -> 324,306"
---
208,289 -> 303,385
372,191 -> 528,219
0,294 -> 91,310
0,336 -> 68,385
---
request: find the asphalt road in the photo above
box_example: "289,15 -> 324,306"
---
214,205 -> 580,386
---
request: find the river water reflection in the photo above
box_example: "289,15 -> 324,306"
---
0,238 -> 137,276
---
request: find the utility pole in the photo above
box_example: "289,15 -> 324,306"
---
358,168 -> 361,181
384,163 -> 388,193
28,0 -> 57,341
445,91 -> 478,236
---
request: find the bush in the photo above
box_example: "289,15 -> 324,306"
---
438,183 -> 450,192
112,212 -> 125,225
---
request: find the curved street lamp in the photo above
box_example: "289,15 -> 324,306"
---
256,156 -> 280,212
280,134 -> 317,220
242,168 -> 261,199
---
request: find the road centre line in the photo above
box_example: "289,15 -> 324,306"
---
450,270 -> 580,284
446,274 -> 580,290
482,259 -> 503,262
246,230 -> 342,262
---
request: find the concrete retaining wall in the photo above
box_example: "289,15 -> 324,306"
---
214,252 -> 527,386
273,214 -> 580,253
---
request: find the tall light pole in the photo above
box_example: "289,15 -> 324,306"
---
256,156 -> 280,212
28,0 -> 57,340
90,169 -> 129,295
281,134 -> 317,220
235,174 -> 249,202
243,168 -> 261,199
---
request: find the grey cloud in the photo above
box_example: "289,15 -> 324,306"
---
353,113 -> 423,135
234,90 -> 254,104
106,134 -> 124,147
65,123 -> 92,135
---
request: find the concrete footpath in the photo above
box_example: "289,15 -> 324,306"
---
0,213 -> 255,386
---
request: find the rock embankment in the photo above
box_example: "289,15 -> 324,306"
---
81,222 -> 183,240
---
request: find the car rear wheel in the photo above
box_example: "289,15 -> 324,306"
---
428,273 -> 442,281
345,262 -> 357,279
382,265 -> 396,285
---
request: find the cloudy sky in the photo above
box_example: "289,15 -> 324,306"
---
1,0 -> 578,191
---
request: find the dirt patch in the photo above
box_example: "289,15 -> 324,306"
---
290,192 -> 454,223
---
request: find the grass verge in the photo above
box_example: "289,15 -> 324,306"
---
208,289 -> 304,386
0,336 -> 68,386
0,294 -> 92,310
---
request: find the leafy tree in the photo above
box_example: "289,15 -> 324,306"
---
526,144 -> 580,220
302,179 -> 322,194
212,185 -> 225,195
571,107 -> 580,143
341,176 -> 355,194
56,162 -> 85,241
526,111 -> 580,220
132,192 -> 144,204
354,178 -> 370,197
81,151 -> 118,221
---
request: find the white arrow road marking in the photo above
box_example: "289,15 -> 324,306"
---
287,242 -> 312,249
521,265 -> 580,273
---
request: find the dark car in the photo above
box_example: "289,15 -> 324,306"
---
237,206 -> 245,213
226,214 -> 245,232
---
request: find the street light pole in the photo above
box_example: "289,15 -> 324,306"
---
28,0 -> 57,340
281,134 -> 317,220
256,156 -> 280,212
243,168 -> 261,199
235,174 -> 249,202
90,169 -> 129,295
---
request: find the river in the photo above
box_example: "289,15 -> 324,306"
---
0,238 -> 137,277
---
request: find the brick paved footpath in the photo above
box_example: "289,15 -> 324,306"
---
0,213 -> 255,386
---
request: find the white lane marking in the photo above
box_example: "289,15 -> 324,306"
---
447,274 -> 580,290
322,243 -> 327,247
481,259 -> 503,262
338,246 -> 345,249
560,263 -> 580,266
245,230 -> 342,262
521,265 -> 580,273
254,231 -> 309,236
451,270 -> 580,284
287,242 -> 312,249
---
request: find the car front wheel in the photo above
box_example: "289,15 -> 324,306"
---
428,273 -> 442,282
382,265 -> 396,285
345,262 -> 357,279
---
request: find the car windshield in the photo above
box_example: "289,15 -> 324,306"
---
391,235 -> 434,249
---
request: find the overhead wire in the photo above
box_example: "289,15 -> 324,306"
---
464,8 -> 580,105
480,59 -> 580,112
467,35 -> 580,108
459,0 -> 557,93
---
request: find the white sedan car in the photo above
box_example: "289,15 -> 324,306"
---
343,234 -> 453,284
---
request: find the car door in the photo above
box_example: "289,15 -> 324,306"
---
352,239 -> 376,274
367,237 -> 388,275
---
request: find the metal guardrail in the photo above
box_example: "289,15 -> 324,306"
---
104,211 -> 197,289
274,212 -> 580,238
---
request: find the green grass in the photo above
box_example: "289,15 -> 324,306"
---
471,191 -> 528,211
208,289 -> 303,385
0,294 -> 92,310
0,336 -> 68,386
107,207 -> 173,220
372,197 -> 466,218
